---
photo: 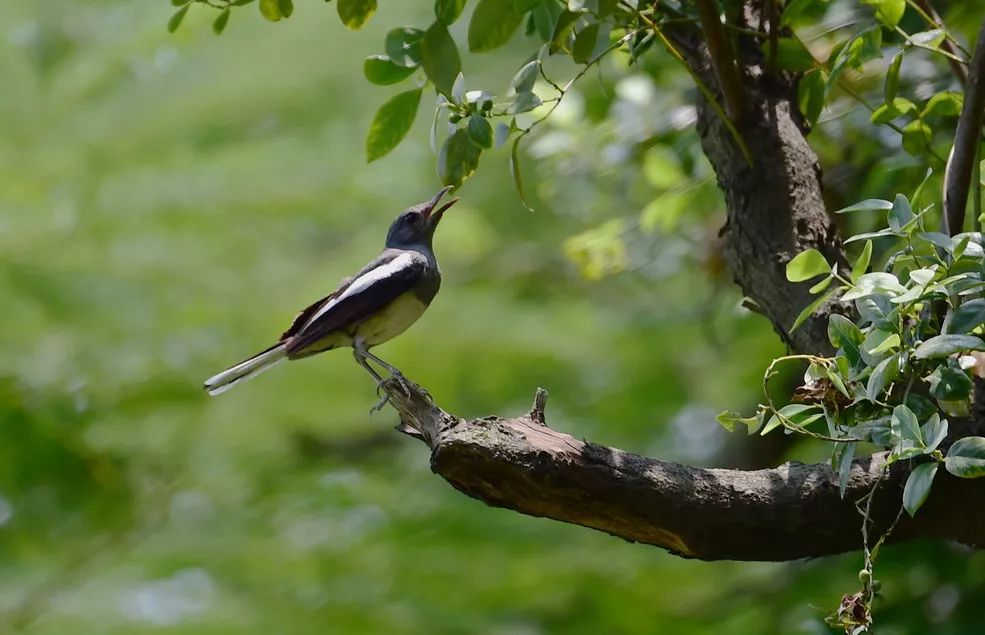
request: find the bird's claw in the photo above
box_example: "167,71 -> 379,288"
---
369,374 -> 414,414
370,390 -> 391,414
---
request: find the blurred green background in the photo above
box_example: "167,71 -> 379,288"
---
2,1 -> 984,633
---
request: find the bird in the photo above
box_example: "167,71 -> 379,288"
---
203,186 -> 458,399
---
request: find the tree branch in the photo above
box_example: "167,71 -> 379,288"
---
667,8 -> 849,355
694,0 -> 746,119
943,16 -> 985,236
380,378 -> 985,562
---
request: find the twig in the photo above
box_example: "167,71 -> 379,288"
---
943,17 -> 985,236
694,0 -> 746,119
627,8 -> 754,164
909,0 -> 972,81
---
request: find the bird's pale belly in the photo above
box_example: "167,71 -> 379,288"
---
355,292 -> 430,347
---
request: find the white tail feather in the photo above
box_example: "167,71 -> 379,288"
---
203,344 -> 287,396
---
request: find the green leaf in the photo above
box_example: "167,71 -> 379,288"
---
762,404 -> 823,436
885,51 -> 903,102
510,136 -> 534,212
781,0 -> 815,23
921,91 -> 963,118
902,119 -> 931,156
947,299 -> 985,334
945,437 -> 985,477
494,122 -> 511,148
922,414 -> 948,453
549,10 -> 580,54
466,116 -> 493,149
809,275 -> 832,294
827,27 -> 882,89
856,293 -> 893,325
791,286 -> 839,332
902,462 -> 937,516
434,0 -> 467,25
862,0 -> 905,28
511,61 -> 539,93
836,199 -> 893,213
529,0 -> 562,42
786,249 -> 830,282
861,328 -> 896,366
844,227 -> 903,244
509,91 -> 543,114
212,8 -> 230,34
438,128 -> 481,188
363,56 -> 416,85
851,240 -> 873,284
888,193 -> 914,231
827,314 -> 865,364
909,29 -> 945,49
914,334 -> 985,359
420,22 -> 462,99
385,27 -> 424,67
715,410 -> 762,434
337,0 -> 376,29
277,0 -> 293,18
797,69 -> 826,126
365,87 -> 423,162
832,441 -> 856,499
468,0 -> 524,52
259,0 -> 282,20
917,231 -> 954,253
572,22 -> 600,64
870,97 -> 917,124
841,272 -> 906,301
869,333 -> 900,355
927,359 -> 973,401
893,403 -> 923,445
168,4 -> 190,32
772,37 -> 815,71
866,354 -> 900,402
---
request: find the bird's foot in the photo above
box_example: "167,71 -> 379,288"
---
369,374 -> 410,414
368,372 -> 433,414
370,390 -> 391,414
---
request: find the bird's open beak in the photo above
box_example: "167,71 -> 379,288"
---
423,185 -> 458,226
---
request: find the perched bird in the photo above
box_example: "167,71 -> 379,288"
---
203,186 -> 458,397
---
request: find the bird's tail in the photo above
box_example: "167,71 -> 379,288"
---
203,343 -> 287,396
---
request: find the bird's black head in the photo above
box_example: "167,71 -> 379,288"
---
384,186 -> 458,250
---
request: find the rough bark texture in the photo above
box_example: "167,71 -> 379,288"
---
381,380 -> 985,561
675,17 -> 849,356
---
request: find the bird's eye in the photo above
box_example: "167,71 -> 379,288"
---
403,212 -> 420,224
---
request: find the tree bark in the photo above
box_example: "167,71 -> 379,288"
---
673,8 -> 849,356
382,380 -> 985,561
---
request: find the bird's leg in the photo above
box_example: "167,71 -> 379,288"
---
352,346 -> 384,383
352,339 -> 416,412
352,344 -> 393,413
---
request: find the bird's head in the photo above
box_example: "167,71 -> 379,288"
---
385,186 -> 458,250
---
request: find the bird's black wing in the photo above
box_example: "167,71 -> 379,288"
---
279,278 -> 352,341
284,250 -> 426,357
278,251 -> 402,341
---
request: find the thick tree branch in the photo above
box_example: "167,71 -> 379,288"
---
943,16 -> 985,235
380,379 -> 985,562
664,7 -> 848,356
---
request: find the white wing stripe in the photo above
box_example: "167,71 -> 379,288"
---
306,253 -> 417,325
